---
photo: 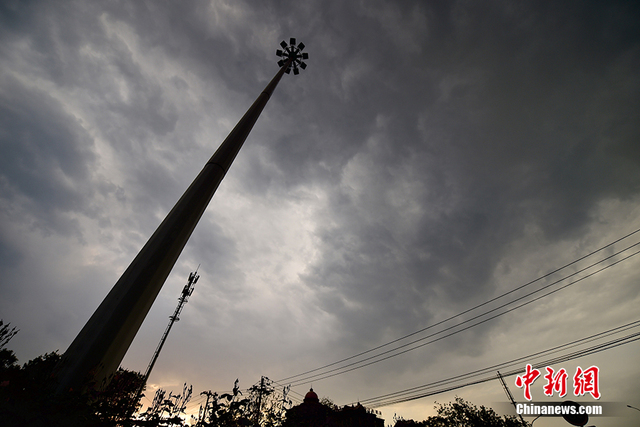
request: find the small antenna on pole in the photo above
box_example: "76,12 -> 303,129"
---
129,269 -> 200,417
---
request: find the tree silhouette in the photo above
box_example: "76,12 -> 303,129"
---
1,320 -> 530,427
0,320 -> 145,426
194,379 -> 252,427
135,383 -> 193,426
394,397 -> 529,427
0,320 -> 18,371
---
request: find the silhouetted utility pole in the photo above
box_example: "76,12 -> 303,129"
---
255,376 -> 266,426
130,269 -> 199,416
55,39 -> 308,393
497,371 -> 526,425
252,376 -> 276,427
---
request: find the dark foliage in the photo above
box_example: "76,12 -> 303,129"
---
394,397 -> 529,427
135,382 -> 193,426
0,321 -> 19,371
1,321 -> 529,427
0,321 -> 145,426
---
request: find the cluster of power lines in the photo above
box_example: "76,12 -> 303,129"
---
354,319 -> 640,408
275,228 -> 640,406
183,228 -> 640,413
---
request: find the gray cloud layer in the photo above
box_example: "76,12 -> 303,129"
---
1,1 -> 639,424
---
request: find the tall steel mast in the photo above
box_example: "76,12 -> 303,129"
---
55,39 -> 308,393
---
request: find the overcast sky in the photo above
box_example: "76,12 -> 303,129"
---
1,1 -> 640,425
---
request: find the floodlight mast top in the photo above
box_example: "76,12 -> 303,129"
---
276,37 -> 309,75
53,38 -> 308,395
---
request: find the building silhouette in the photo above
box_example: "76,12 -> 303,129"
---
283,388 -> 384,427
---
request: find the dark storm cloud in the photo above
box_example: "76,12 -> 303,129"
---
98,1 -> 280,96
289,0 -> 640,354
0,75 -> 95,238
1,1 -> 639,423
0,236 -> 21,270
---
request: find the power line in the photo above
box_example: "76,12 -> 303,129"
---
282,244 -> 640,386
371,334 -> 640,408
357,321 -> 640,406
277,227 -> 640,384
358,327 -> 640,408
354,319 -> 640,406
289,246 -> 639,386
269,377 -> 305,402
147,228 -> 640,415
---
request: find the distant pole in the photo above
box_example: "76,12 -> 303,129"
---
130,269 -> 199,416
497,371 -> 526,425
54,39 -> 308,393
255,376 -> 265,426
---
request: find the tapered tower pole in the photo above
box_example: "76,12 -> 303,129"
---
55,39 -> 308,393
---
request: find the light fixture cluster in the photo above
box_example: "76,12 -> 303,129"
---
276,38 -> 308,75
